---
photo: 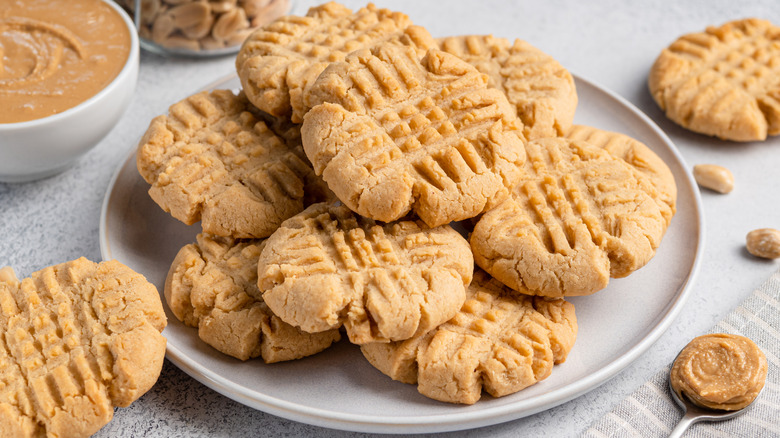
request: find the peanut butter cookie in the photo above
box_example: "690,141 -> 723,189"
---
257,202 -> 473,344
565,124 -> 677,225
471,136 -> 668,297
438,35 -> 577,140
236,1 -> 435,123
361,269 -> 577,404
302,44 -> 526,227
649,18 -> 780,141
165,233 -> 341,362
137,89 -> 328,238
0,258 -> 166,438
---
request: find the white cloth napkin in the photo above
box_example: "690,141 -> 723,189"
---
584,268 -> 780,437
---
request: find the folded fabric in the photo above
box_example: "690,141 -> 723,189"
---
584,268 -> 780,437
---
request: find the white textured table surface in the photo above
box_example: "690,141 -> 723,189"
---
2,0 -> 780,436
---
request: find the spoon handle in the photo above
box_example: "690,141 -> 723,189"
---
668,410 -> 699,438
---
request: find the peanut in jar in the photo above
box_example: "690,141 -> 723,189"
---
116,0 -> 290,56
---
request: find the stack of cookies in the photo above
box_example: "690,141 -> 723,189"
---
136,1 -> 676,405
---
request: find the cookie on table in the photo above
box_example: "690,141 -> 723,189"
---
648,18 -> 780,141
257,202 -> 474,344
470,136 -> 668,297
438,35 -> 577,140
236,1 -> 435,123
302,43 -> 527,227
137,89 -> 329,239
165,233 -> 341,362
361,269 -> 577,405
0,258 -> 166,438
565,124 -> 677,225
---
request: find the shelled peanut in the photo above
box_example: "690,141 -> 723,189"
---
118,0 -> 289,52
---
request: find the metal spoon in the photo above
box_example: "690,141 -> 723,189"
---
667,357 -> 763,438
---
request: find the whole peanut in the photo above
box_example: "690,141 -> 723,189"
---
746,228 -> 780,259
693,164 -> 734,194
169,2 -> 211,29
212,8 -> 249,41
181,13 -> 214,39
151,10 -> 176,44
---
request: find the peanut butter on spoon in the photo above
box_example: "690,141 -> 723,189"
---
667,333 -> 767,438
671,333 -> 767,411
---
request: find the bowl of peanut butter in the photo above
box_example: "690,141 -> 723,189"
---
0,0 -> 139,183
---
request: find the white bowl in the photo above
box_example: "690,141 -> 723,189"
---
0,0 -> 139,183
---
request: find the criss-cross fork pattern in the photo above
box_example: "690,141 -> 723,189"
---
304,44 -> 525,226
656,18 -> 780,139
423,280 -> 567,385
438,35 -> 577,139
166,234 -> 341,362
258,203 -> 471,343
472,137 -> 667,297
361,270 -> 577,404
138,90 -> 319,238
237,2 -> 428,121
565,124 -> 677,225
260,205 -> 461,289
0,259 -> 165,437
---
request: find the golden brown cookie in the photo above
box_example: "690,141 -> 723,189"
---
165,233 -> 341,362
470,136 -> 668,297
302,44 -> 527,227
137,89 -> 329,238
438,35 -> 578,140
361,269 -> 577,405
0,258 -> 166,438
565,125 -> 677,225
648,18 -> 780,141
257,202 -> 474,344
236,1 -> 435,123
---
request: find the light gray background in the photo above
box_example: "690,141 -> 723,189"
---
2,0 -> 779,436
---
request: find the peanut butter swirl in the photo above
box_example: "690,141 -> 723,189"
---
0,17 -> 84,89
0,0 -> 130,123
671,333 -> 767,411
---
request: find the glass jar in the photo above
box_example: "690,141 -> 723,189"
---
115,0 -> 291,57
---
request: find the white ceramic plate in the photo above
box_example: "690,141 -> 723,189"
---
100,74 -> 703,434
